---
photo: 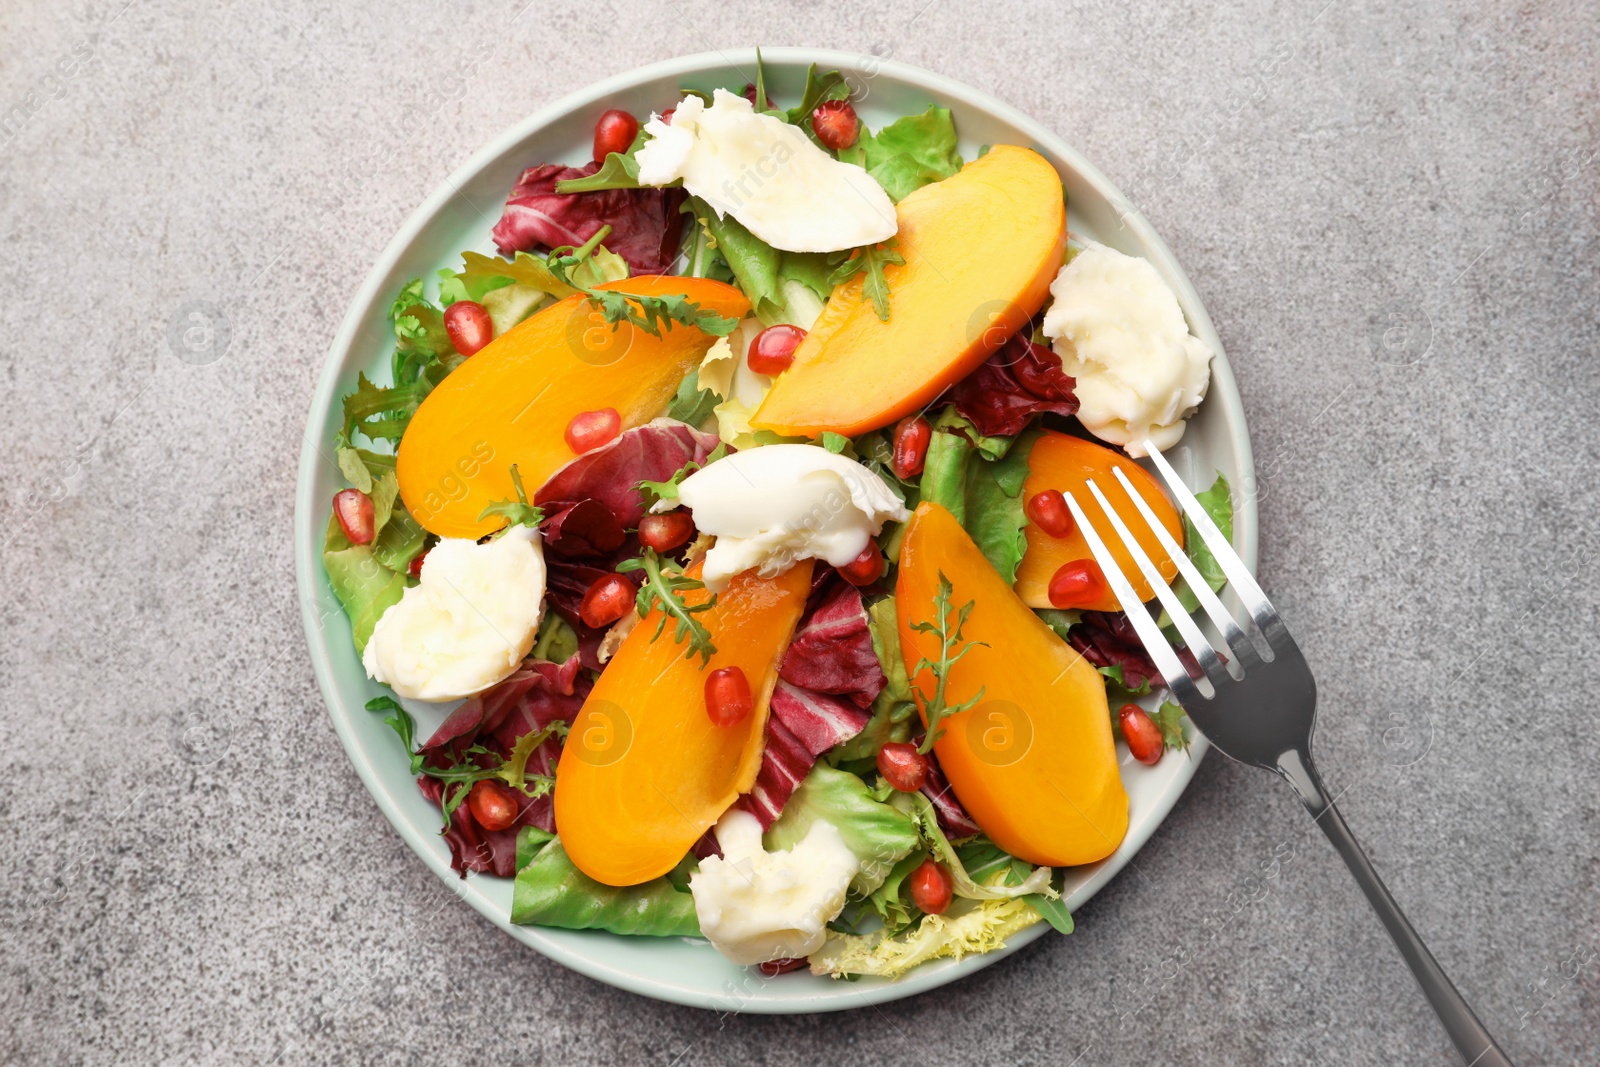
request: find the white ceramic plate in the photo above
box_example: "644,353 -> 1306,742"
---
295,48 -> 1257,1013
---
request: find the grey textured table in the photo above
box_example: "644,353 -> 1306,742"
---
3,1 -> 1597,1063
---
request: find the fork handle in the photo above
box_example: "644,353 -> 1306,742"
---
1276,749 -> 1513,1066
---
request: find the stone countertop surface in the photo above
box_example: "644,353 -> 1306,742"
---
2,1 -> 1597,1063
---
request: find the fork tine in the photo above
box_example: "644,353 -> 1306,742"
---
1061,489 -> 1203,704
1143,442 -> 1286,643
1084,478 -> 1227,685
1109,465 -> 1263,667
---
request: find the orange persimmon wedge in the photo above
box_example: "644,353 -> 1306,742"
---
554,558 -> 814,887
750,145 -> 1067,437
1014,431 -> 1184,613
898,502 -> 1128,866
396,276 -> 749,539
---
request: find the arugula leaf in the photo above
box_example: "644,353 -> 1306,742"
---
477,464 -> 545,528
636,443 -> 725,506
370,499 -> 427,573
820,431 -> 851,454
365,695 -> 424,776
837,106 -> 963,202
554,133 -> 647,193
785,63 -> 851,147
547,237 -> 738,339
616,548 -> 718,664
1034,608 -> 1082,641
826,239 -> 905,321
907,573 -> 988,753
340,372 -> 431,446
664,369 -> 720,427
1153,701 -> 1191,753
501,720 -> 571,789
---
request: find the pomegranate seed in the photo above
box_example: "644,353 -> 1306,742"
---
811,99 -> 860,150
408,551 -> 428,580
876,742 -> 927,792
838,544 -> 884,587
1048,559 -> 1107,608
758,957 -> 808,977
892,415 -> 931,479
638,512 -> 695,553
592,108 -> 639,161
467,779 -> 519,831
1025,490 -> 1074,537
332,488 -> 375,546
659,107 -> 676,125
565,408 -> 622,453
908,857 -> 953,915
705,666 -> 754,727
1119,704 -> 1165,765
741,83 -> 774,110
443,300 -> 493,357
747,324 -> 806,376
579,573 -> 634,629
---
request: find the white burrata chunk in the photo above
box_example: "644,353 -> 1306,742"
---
635,89 -> 897,254
1041,241 -> 1214,457
362,525 -> 546,702
663,444 -> 908,591
690,809 -> 859,966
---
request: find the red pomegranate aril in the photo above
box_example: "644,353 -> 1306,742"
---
579,573 -> 634,629
407,551 -> 428,580
747,324 -> 806,376
838,544 -> 884,587
1047,559 -> 1107,608
659,107 -> 676,125
811,99 -> 860,150
876,742 -> 928,792
565,407 -> 622,454
638,512 -> 696,553
892,415 -> 932,479
741,83 -> 774,110
758,957 -> 808,977
1025,489 -> 1073,538
333,488 -> 375,546
1119,704 -> 1165,765
705,666 -> 754,728
908,858 -> 953,915
592,108 -> 639,161
443,300 -> 493,357
467,779 -> 520,831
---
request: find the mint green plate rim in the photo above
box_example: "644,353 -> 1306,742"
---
294,47 -> 1257,1013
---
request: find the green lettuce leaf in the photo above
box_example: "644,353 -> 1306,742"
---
511,838 -> 699,937
685,197 -> 831,326
1161,473 -> 1234,622
322,514 -> 407,654
837,106 -> 963,202
765,764 -> 920,896
917,411 -> 1039,583
829,597 -> 918,765
664,368 -> 720,428
809,895 -> 1041,978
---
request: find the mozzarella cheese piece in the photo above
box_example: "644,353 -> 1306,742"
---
362,526 -> 546,702
690,809 -> 859,966
664,444 -> 909,591
1041,241 -> 1214,457
635,89 -> 897,254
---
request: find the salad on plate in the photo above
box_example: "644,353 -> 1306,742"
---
322,56 -> 1232,981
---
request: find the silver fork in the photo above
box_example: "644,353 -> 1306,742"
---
1063,441 -> 1512,1067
